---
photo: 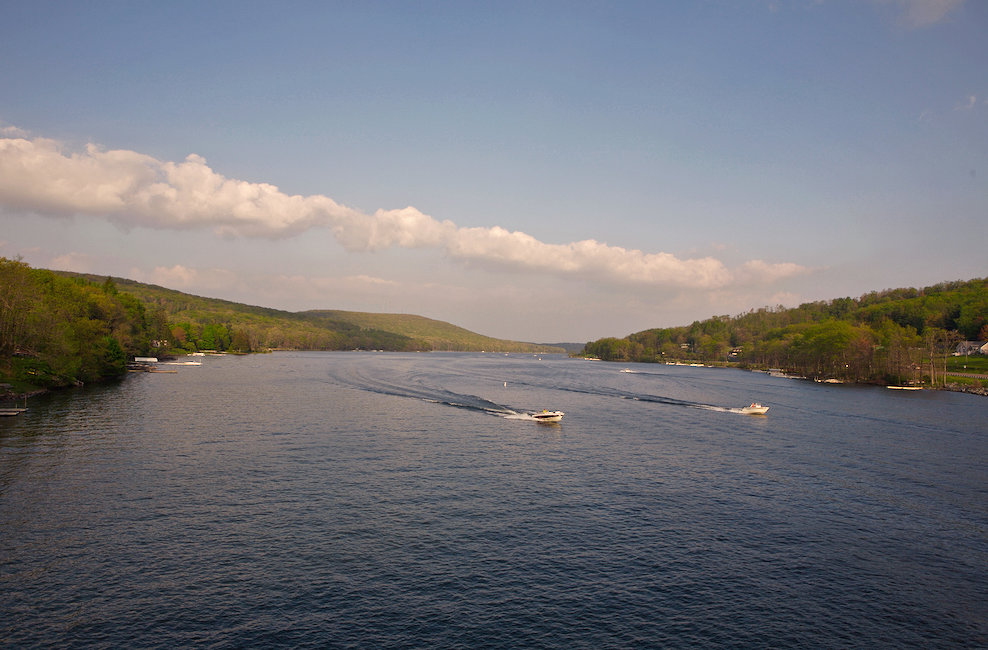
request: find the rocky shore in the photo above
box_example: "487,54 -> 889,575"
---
945,382 -> 988,397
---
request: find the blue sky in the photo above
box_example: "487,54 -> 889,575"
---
1,0 -> 985,342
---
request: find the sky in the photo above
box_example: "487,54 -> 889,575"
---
1,0 -> 985,343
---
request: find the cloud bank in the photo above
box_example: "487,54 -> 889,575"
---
0,131 -> 807,289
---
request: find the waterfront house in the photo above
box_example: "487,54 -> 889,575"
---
954,341 -> 988,356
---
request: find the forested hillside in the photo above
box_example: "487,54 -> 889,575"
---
99,277 -> 559,354
1,258 -> 560,392
0,258 -> 169,389
582,278 -> 987,387
4,256 -> 983,393
90,276 -> 428,353
301,310 -> 545,352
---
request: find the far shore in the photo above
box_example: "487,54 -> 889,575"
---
4,353 -> 986,405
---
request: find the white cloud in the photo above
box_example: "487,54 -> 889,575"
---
877,0 -> 965,28
737,260 -> 812,284
49,251 -> 98,273
132,264 -> 242,294
768,291 -> 803,308
0,137 -> 360,237
1,125 -> 30,138
346,274 -> 400,287
0,130 -> 808,290
954,95 -> 977,111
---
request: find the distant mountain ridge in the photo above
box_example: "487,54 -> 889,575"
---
58,271 -> 565,354
3,258 -> 982,395
300,309 -> 564,352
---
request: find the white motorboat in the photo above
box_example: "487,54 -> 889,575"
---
532,410 -> 564,423
740,403 -> 769,415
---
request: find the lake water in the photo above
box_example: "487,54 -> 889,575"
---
1,352 -> 985,648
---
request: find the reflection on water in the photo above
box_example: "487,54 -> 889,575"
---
1,352 -> 986,647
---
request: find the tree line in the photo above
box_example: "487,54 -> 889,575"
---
0,257 -> 431,390
581,278 -> 987,386
4,256 -> 983,391
0,258 -> 477,390
0,257 -> 172,388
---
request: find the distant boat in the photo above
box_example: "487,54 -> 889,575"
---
740,403 -> 769,415
886,386 -> 923,391
532,410 -> 564,423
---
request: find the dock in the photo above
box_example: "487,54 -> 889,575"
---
0,407 -> 28,416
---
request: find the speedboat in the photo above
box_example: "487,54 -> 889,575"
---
532,410 -> 564,423
740,403 -> 769,415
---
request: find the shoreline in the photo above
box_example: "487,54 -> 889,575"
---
583,357 -> 988,397
5,354 -> 986,404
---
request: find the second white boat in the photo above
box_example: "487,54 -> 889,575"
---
532,410 -> 564,423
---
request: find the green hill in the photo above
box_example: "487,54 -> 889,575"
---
1,258 -> 564,393
58,271 -> 563,354
301,310 -> 554,352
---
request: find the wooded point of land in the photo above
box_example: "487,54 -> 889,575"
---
581,277 -> 987,390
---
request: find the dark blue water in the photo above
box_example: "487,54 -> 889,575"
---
1,352 -> 985,647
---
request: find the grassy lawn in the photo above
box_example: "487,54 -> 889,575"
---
947,355 -> 988,374
944,374 -> 988,393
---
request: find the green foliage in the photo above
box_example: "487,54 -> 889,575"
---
0,258 -> 145,388
71,276 -> 562,354
947,355 -> 988,373
12,356 -> 62,389
7,256 -> 980,392
2,261 -> 562,392
299,310 -> 546,352
229,329 -> 251,353
581,278 -> 987,385
583,337 -> 632,361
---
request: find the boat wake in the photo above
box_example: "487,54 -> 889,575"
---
619,368 -> 667,377
330,366 -> 538,419
612,366 -> 764,415
327,356 -> 760,420
549,382 -> 760,416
